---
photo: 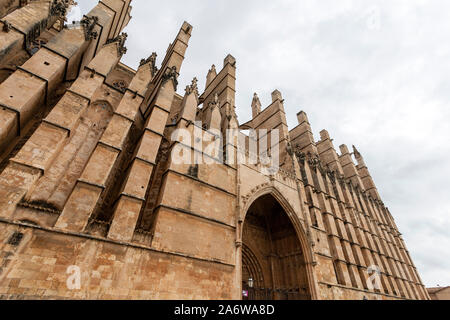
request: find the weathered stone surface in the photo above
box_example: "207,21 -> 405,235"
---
0,0 -> 429,301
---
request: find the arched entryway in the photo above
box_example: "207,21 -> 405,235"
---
242,193 -> 312,300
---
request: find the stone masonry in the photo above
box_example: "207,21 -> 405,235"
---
0,0 -> 429,300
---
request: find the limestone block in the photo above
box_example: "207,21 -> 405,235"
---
312,229 -> 332,257
122,160 -> 153,200
88,43 -> 120,78
0,69 -> 46,127
0,26 -> 23,65
0,163 -> 41,218
21,48 -> 66,93
55,183 -> 102,232
108,196 -> 142,242
12,122 -> 68,172
128,66 -> 152,96
172,40 -> 188,60
78,5 -> 115,70
147,106 -> 169,135
1,2 -> 50,36
135,130 -> 162,164
154,81 -> 175,112
0,108 -> 18,149
115,92 -> 143,121
79,144 -> 119,187
329,236 -> 346,261
160,172 -> 236,227
315,255 -> 338,284
44,28 -> 87,80
44,92 -> 89,133
99,114 -> 132,150
152,207 -> 235,265
170,162 -> 236,195
69,72 -> 105,101
102,0 -> 131,39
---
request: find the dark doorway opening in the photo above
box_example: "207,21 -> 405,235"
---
242,194 -> 311,300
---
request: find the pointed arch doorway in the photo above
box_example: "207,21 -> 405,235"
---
242,193 -> 312,300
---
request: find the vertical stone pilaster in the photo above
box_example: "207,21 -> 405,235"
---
0,42 -> 121,223
0,24 -> 88,155
251,93 -> 261,119
107,83 -> 173,241
199,54 -> 236,135
59,22 -> 192,236
316,130 -> 344,176
0,1 -> 54,67
339,144 -> 365,190
290,111 -> 318,156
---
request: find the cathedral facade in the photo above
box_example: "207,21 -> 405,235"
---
0,0 -> 429,300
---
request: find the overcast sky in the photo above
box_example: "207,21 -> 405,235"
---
75,0 -> 450,288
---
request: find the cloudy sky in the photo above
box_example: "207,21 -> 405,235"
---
75,0 -> 449,288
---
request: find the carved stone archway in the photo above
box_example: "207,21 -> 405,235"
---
239,186 -> 318,300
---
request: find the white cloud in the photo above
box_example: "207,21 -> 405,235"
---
77,0 -> 450,288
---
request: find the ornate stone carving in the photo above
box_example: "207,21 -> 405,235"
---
51,0 -> 71,18
187,164 -> 199,179
286,142 -> 293,156
185,77 -> 199,96
170,114 -> 179,125
294,145 -> 306,163
307,152 -> 320,171
161,66 -> 178,90
327,166 -> 336,184
140,52 -> 158,75
225,104 -> 233,121
208,93 -> 220,109
252,92 -> 262,117
241,182 -> 271,207
81,16 -> 99,41
2,21 -> 11,33
112,80 -> 127,93
106,32 -> 128,56
18,200 -> 61,215
352,145 -> 362,159
336,174 -> 346,190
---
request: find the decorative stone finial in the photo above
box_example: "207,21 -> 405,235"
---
162,66 -> 179,90
224,54 -> 236,67
106,32 -> 128,56
320,130 -> 330,141
209,92 -> 219,107
352,145 -> 366,167
51,0 -> 74,18
81,16 -> 99,41
140,52 -> 158,75
352,145 -> 361,158
185,77 -> 199,96
252,92 -> 262,118
271,89 -> 283,102
339,144 -> 350,155
209,93 -> 220,110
